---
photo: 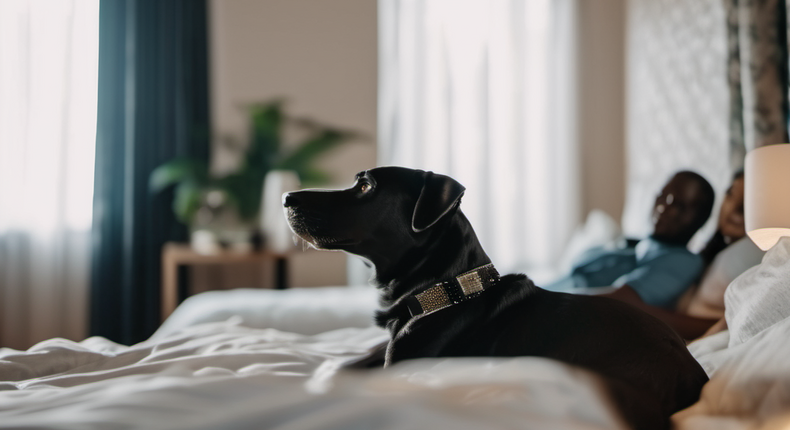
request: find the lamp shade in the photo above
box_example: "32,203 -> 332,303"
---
745,143 -> 790,251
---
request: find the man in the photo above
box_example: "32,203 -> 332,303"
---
547,171 -> 715,310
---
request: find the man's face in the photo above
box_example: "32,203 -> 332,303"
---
651,174 -> 705,244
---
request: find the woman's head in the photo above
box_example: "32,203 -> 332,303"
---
699,170 -> 747,268
717,171 -> 745,242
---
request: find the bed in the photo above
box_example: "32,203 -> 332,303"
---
2,238 -> 790,430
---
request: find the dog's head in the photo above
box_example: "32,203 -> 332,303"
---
283,167 -> 465,260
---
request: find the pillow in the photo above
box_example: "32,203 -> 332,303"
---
683,236 -> 764,319
724,236 -> 790,348
556,209 -> 622,275
152,286 -> 380,341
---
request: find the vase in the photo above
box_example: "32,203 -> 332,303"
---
261,170 -> 301,253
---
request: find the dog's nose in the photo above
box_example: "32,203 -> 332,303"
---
283,192 -> 300,208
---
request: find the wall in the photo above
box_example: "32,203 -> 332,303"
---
577,0 -> 627,222
208,0 -> 378,287
577,0 -> 732,250
623,0 -> 730,248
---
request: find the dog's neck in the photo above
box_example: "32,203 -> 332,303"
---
402,263 -> 500,317
371,209 -> 492,331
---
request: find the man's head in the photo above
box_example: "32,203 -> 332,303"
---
651,171 -> 715,245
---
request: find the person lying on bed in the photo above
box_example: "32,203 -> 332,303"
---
611,171 -> 764,340
545,171 -> 715,311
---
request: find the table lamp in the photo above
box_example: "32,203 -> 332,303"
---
744,143 -> 790,251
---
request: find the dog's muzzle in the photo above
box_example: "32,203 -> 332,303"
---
282,191 -> 354,248
282,192 -> 315,240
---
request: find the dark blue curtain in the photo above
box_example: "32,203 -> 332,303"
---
91,0 -> 211,345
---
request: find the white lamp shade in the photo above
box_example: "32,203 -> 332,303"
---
745,143 -> 790,251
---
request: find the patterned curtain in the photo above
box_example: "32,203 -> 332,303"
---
724,0 -> 789,169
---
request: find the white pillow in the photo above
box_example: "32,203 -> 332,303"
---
557,209 -> 622,274
684,236 -> 764,319
724,236 -> 790,348
152,286 -> 380,340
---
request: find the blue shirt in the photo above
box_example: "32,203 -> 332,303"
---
552,238 -> 703,309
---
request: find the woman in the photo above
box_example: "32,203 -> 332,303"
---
683,171 -> 765,317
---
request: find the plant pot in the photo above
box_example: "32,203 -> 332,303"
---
190,188 -> 253,254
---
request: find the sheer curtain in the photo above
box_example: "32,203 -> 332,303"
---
0,0 -> 99,349
378,0 -> 580,276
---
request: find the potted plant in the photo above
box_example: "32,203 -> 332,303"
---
150,100 -> 361,248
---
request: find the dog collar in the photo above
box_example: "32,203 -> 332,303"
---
405,263 -> 500,318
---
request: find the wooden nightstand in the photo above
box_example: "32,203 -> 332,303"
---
160,242 -> 289,321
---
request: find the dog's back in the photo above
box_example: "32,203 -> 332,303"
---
392,274 -> 708,430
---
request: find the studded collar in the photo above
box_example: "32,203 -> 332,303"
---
405,263 -> 500,318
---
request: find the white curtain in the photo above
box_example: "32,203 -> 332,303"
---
0,0 -> 99,350
378,0 -> 580,276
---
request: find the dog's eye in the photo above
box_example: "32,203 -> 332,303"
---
360,183 -> 372,193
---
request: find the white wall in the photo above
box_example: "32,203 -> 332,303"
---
623,0 -> 730,248
577,0 -> 627,221
576,0 -> 732,250
208,0 -> 378,287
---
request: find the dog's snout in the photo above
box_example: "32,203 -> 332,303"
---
283,192 -> 300,208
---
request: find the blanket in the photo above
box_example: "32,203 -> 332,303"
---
675,237 -> 790,430
1,320 -> 625,430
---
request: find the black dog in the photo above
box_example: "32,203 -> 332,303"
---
284,167 -> 708,430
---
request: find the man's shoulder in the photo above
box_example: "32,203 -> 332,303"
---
639,238 -> 702,269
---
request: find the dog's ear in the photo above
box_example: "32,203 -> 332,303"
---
412,171 -> 465,233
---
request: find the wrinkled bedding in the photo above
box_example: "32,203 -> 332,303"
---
3,315 -> 789,430
0,321 -> 626,430
673,239 -> 790,430
675,316 -> 790,430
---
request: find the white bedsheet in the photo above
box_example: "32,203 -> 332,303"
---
1,319 -> 626,430
674,315 -> 790,430
674,238 -> 790,430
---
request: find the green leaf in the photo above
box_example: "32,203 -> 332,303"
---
248,101 -> 284,168
172,180 -> 203,224
149,159 -> 208,193
215,173 -> 262,221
